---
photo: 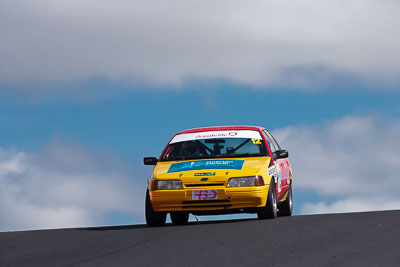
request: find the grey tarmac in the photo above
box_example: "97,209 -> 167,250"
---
1,210 -> 399,267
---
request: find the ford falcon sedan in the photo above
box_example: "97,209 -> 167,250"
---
143,126 -> 293,226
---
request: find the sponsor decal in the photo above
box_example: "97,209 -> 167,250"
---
194,132 -> 237,139
268,167 -> 276,176
168,160 -> 244,173
275,162 -> 282,193
195,133 -> 233,139
170,130 -> 262,144
194,172 -> 216,176
192,190 -> 217,200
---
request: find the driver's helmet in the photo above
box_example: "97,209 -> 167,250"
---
181,141 -> 198,156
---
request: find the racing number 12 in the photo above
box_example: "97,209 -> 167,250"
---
251,138 -> 261,144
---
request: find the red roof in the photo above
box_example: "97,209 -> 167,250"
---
177,125 -> 265,134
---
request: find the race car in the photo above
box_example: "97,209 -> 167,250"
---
143,126 -> 293,226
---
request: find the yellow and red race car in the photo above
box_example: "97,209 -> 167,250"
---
143,126 -> 293,226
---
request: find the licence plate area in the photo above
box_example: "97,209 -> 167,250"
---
192,190 -> 218,200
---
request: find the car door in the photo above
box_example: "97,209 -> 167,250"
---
263,130 -> 290,199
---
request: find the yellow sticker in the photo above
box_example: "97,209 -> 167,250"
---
251,138 -> 261,144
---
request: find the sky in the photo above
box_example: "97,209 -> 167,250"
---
1,0 -> 400,231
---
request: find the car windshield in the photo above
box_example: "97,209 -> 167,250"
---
161,137 -> 268,161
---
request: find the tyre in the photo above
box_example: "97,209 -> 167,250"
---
170,212 -> 189,224
278,185 -> 293,217
145,190 -> 166,227
257,180 -> 277,220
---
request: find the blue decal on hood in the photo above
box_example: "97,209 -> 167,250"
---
167,160 -> 244,173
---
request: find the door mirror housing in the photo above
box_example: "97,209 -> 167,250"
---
274,150 -> 289,159
144,157 -> 158,165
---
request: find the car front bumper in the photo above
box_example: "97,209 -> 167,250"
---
149,185 -> 269,212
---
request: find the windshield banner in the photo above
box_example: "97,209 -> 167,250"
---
170,130 -> 262,144
167,159 -> 245,173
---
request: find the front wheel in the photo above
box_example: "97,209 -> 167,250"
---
278,185 -> 293,217
145,190 -> 166,227
257,180 -> 277,220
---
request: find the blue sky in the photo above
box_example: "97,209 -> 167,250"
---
2,84 -> 399,156
1,0 -> 400,231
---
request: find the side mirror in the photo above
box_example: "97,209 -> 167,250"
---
144,157 -> 158,165
274,150 -> 289,159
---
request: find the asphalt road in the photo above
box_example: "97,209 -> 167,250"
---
1,210 -> 399,267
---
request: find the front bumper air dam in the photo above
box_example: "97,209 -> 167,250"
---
149,185 -> 269,212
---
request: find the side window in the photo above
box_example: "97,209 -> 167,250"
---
264,130 -> 281,151
262,130 -> 276,153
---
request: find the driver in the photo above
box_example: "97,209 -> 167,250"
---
180,141 -> 200,156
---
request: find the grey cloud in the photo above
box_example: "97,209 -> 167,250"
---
0,141 -> 143,231
1,0 -> 400,91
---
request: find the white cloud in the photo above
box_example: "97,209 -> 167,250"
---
0,142 -> 144,231
273,115 -> 400,214
301,198 -> 400,215
1,0 -> 400,90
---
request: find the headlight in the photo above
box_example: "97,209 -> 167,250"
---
150,180 -> 183,190
226,175 -> 264,187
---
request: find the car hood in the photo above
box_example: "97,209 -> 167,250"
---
153,157 -> 271,183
